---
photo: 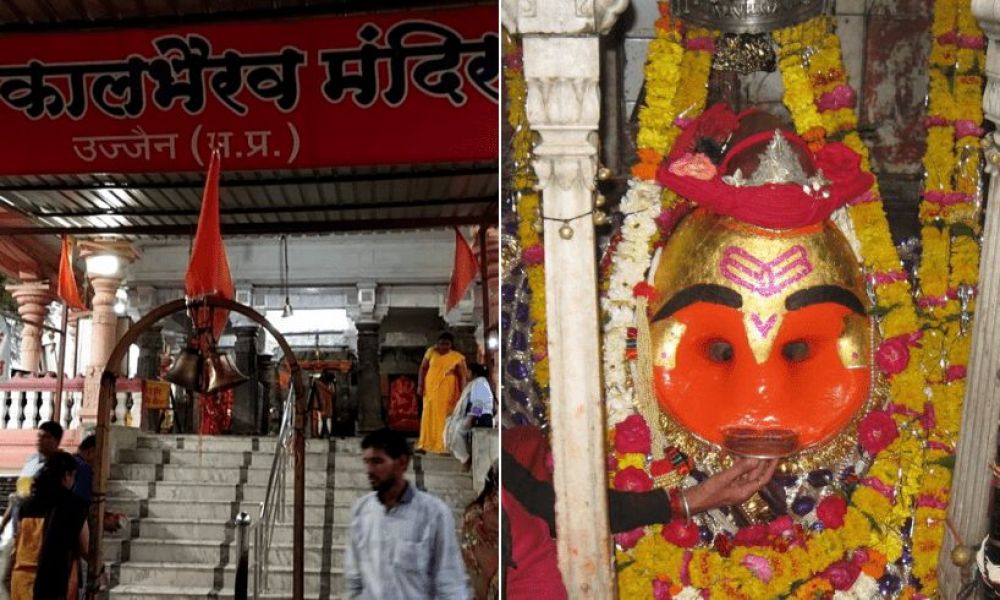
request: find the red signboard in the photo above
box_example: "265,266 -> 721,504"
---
0,6 -> 497,175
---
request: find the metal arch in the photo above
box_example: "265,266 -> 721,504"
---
88,296 -> 309,600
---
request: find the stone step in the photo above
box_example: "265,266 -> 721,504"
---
114,562 -> 343,593
136,434 -> 360,453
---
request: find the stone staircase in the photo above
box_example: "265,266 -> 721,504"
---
103,433 -> 475,599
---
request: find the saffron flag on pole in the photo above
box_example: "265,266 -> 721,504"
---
57,236 -> 86,310
184,148 -> 233,339
446,227 -> 480,312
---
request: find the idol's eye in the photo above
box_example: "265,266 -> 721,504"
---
706,339 -> 734,363
782,340 -> 810,362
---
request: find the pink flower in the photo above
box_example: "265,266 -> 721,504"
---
859,410 -> 899,456
741,554 -> 773,583
937,30 -> 959,45
822,560 -> 861,591
615,527 -> 645,550
613,467 -> 653,492
662,519 -> 700,548
668,153 -> 717,181
733,524 -> 769,547
522,244 -> 544,265
920,402 -> 936,432
958,34 -> 986,49
684,37 -> 715,52
816,84 -> 857,111
875,336 -> 911,375
653,579 -> 672,600
924,115 -> 949,127
954,120 -> 985,139
945,365 -> 967,382
817,495 -> 848,529
614,415 -> 652,455
767,515 -> 794,537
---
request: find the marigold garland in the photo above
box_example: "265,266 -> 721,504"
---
607,5 -> 985,597
504,32 -> 550,391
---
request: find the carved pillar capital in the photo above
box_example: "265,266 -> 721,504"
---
6,279 -> 56,374
503,0 -> 629,35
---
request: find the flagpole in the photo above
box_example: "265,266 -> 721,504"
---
53,302 -> 68,426
477,226 -> 493,382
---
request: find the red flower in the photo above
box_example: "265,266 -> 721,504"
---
815,142 -> 862,184
817,495 -> 848,529
714,534 -> 733,557
858,410 -> 899,456
822,560 -> 861,591
615,527 -> 645,551
662,519 -> 700,548
633,281 -> 659,301
614,467 -> 653,492
875,336 -> 911,375
614,414 -> 652,455
696,103 -> 741,142
733,524 -> 769,546
767,515 -> 794,537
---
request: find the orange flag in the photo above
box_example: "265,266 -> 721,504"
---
184,148 -> 233,339
446,227 -> 480,312
57,236 -> 86,310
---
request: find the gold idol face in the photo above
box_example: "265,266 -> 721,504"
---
647,208 -> 872,457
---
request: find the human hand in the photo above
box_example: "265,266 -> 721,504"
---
683,457 -> 778,515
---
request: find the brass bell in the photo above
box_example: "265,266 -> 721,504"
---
164,345 -> 202,392
203,348 -> 248,394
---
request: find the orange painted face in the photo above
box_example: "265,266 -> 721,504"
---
648,209 -> 872,456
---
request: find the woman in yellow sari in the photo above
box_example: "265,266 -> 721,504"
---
416,332 -> 467,453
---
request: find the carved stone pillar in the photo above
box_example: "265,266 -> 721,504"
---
79,240 -> 138,424
257,354 -> 275,435
135,327 -> 163,432
135,327 -> 163,380
230,326 -> 261,435
503,1 -> 628,596
355,322 -> 384,432
5,278 -> 55,374
940,3 -> 1000,594
66,311 -> 84,377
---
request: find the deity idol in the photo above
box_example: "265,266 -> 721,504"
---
635,104 -> 881,521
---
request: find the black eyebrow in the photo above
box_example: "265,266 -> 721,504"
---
650,284 -> 743,322
785,285 -> 866,315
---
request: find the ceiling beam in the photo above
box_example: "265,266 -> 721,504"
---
0,165 -> 495,192
32,196 -> 493,219
0,215 -> 492,236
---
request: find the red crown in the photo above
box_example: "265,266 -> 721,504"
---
656,104 -> 873,229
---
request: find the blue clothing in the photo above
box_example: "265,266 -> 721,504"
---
72,454 -> 93,505
345,482 -> 469,599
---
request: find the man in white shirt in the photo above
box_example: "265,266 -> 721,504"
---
344,429 -> 469,599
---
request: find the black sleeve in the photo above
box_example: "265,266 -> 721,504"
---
501,451 -> 556,537
607,488 -> 672,533
502,451 -> 673,535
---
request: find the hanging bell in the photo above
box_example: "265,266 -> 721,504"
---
164,345 -> 203,392
203,348 -> 249,394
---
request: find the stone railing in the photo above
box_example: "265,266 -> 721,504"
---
0,374 -> 143,431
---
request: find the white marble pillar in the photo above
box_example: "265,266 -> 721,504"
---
503,1 -> 628,596
940,2 -> 1000,595
5,278 -> 55,374
78,240 -> 138,424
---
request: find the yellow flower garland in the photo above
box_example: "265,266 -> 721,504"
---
504,31 -> 550,390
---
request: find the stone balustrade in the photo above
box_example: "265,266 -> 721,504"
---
0,374 -> 144,432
